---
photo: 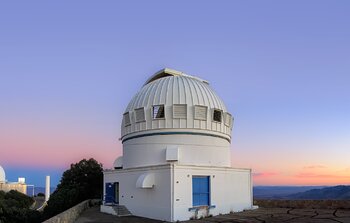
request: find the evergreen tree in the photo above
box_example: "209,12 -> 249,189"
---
43,158 -> 103,219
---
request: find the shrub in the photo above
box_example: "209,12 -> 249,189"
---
0,190 -> 42,223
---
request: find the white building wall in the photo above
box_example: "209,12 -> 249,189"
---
103,164 -> 252,222
173,165 -> 252,221
0,183 -> 27,194
103,165 -> 173,222
123,133 -> 231,169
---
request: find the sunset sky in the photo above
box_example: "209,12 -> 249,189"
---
1,1 -> 349,187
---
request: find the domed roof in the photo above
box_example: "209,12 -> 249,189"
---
0,165 -> 5,182
126,68 -> 227,112
113,157 -> 123,169
121,68 -> 233,141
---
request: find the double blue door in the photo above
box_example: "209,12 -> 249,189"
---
192,176 -> 210,206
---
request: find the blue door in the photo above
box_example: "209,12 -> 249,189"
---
105,183 -> 116,203
192,176 -> 210,206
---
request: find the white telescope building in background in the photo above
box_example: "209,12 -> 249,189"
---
45,175 -> 50,202
0,165 -> 27,194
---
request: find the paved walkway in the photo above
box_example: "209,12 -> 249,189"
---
75,206 -> 164,223
30,196 -> 45,210
75,206 -> 350,223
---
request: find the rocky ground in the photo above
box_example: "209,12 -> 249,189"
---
75,206 -> 350,223
184,208 -> 350,223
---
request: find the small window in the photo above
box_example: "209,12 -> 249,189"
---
123,112 -> 131,126
224,112 -> 232,127
194,105 -> 207,120
153,105 -> 165,119
213,109 -> 222,122
135,107 -> 145,122
173,104 -> 187,119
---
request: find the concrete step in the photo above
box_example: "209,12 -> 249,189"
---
112,205 -> 132,216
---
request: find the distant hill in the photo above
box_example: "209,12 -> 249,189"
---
253,186 -> 325,199
26,187 -> 56,196
287,185 -> 350,200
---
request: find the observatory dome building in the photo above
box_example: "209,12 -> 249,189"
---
0,165 -> 27,194
102,69 -> 253,221
0,165 -> 5,183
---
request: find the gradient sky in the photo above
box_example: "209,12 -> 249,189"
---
1,1 -> 349,187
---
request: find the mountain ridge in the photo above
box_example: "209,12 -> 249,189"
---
287,185 -> 350,200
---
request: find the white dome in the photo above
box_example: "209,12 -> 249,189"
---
120,68 -> 234,168
0,165 -> 5,182
121,68 -> 233,141
113,156 -> 123,169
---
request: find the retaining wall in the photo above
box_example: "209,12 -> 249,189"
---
255,199 -> 350,209
43,199 -> 100,223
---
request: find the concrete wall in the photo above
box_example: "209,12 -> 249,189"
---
123,133 -> 231,169
173,165 -> 253,221
103,165 -> 172,222
255,199 -> 350,209
0,182 -> 27,194
43,199 -> 99,223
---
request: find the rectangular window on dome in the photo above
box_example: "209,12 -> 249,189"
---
135,107 -> 145,122
123,112 -> 131,126
213,109 -> 222,123
173,104 -> 187,119
224,112 -> 232,127
153,105 -> 165,119
194,105 -> 207,120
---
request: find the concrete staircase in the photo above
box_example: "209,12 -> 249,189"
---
113,205 -> 132,216
100,204 -> 132,217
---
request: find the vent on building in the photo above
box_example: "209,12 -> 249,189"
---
173,104 -> 187,119
224,112 -> 232,127
213,109 -> 222,123
135,107 -> 146,122
124,112 -> 131,126
194,105 -> 207,120
153,105 -> 165,119
166,146 -> 179,161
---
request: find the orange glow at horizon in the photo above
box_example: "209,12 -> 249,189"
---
230,151 -> 350,186
252,168 -> 350,186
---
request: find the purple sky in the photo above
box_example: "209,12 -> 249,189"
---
1,1 -> 350,187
